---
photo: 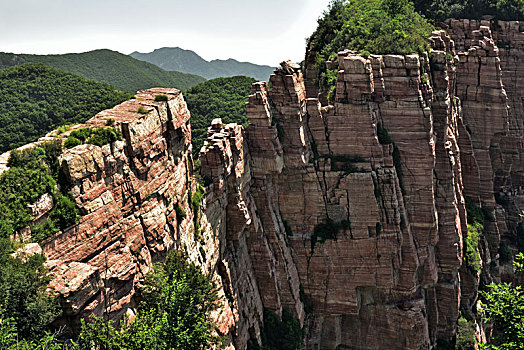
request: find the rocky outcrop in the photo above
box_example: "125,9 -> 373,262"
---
200,22 -> 518,349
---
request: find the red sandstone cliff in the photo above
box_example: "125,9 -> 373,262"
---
4,19 -> 524,350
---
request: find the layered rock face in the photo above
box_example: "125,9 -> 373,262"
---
447,19 -> 524,262
200,23 -> 517,349
9,19 -> 524,350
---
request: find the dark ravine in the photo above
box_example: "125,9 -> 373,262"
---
3,19 -> 524,349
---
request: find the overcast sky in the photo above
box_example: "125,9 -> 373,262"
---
0,0 -> 332,66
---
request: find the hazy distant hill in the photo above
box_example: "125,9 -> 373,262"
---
130,47 -> 274,82
0,49 -> 205,93
0,63 -> 132,152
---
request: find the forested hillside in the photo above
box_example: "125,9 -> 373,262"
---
131,47 -> 274,81
0,49 -> 205,93
413,0 -> 524,22
184,76 -> 256,158
0,63 -> 132,152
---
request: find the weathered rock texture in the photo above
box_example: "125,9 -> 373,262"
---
6,19 -> 524,350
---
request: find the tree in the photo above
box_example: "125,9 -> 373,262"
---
75,250 -> 223,350
0,239 -> 60,341
480,252 -> 524,349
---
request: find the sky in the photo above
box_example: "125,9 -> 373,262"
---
0,0 -> 332,66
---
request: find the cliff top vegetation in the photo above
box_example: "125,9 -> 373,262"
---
307,0 -> 434,99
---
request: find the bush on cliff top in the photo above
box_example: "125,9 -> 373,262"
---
308,0 -> 434,96
64,126 -> 120,149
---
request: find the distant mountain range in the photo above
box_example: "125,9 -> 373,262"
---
0,49 -> 205,93
130,47 -> 275,82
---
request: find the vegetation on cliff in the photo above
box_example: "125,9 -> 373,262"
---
0,249 -> 222,350
0,63 -> 131,153
413,0 -> 524,22
184,76 -> 256,158
0,50 -> 206,93
308,0 -> 434,99
248,309 -> 303,350
0,145 -> 78,242
0,240 -> 60,343
64,126 -> 121,149
480,252 -> 524,349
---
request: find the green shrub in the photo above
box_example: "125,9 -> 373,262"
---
64,136 -> 81,149
456,316 -> 476,350
258,309 -> 304,350
465,222 -> 482,273
65,127 -> 119,149
87,127 -> 118,147
0,149 -> 56,238
499,241 -> 513,264
69,127 -> 92,142
175,204 -> 187,225
76,250 -> 222,349
190,185 -> 205,234
137,106 -> 147,114
0,239 -> 60,341
480,253 -> 524,349
56,124 -> 72,135
105,118 -> 115,126
464,197 -> 484,273
30,219 -> 59,243
49,195 -> 78,231
154,94 -> 168,102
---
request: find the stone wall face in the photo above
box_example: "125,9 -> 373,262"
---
201,23 -> 518,349
7,19 -> 524,350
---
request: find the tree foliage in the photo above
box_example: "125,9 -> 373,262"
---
413,0 -> 524,22
184,76 -> 256,158
0,63 -> 131,153
75,250 -> 222,350
480,253 -> 524,349
0,239 -> 60,342
64,127 -> 120,149
308,0 -> 434,97
0,146 -> 78,242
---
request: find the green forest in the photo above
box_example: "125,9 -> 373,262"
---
413,0 -> 524,22
0,63 -> 131,153
184,76 -> 256,158
0,50 -> 205,93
